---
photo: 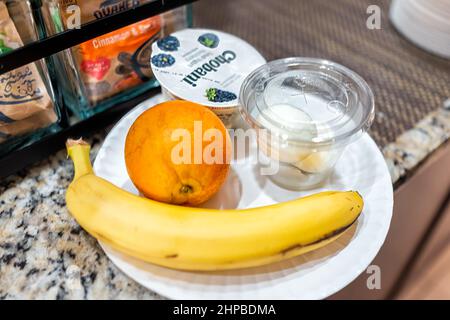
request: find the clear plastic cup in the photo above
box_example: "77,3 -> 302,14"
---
239,58 -> 375,190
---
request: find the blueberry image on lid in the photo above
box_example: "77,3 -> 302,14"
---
206,88 -> 237,103
151,53 -> 175,68
157,35 -> 180,52
198,33 -> 219,49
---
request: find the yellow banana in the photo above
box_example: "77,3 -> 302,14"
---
65,139 -> 363,271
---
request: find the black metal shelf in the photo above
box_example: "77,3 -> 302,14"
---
0,0 -> 196,74
0,0 -> 196,178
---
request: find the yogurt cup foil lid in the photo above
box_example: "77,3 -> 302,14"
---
151,28 -> 266,108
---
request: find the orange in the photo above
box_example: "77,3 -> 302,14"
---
125,100 -> 231,206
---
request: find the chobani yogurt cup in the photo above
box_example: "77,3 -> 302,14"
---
150,28 -> 266,127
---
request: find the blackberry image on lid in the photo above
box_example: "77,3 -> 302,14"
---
151,28 -> 266,127
198,33 -> 220,48
157,35 -> 180,52
206,88 -> 237,103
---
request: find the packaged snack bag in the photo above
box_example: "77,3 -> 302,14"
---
0,2 -> 56,138
73,18 -> 161,104
56,0 -> 162,104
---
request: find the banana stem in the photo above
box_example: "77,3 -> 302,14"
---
66,138 -> 93,181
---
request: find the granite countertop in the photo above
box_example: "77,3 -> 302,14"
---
0,104 -> 449,300
0,134 -> 162,300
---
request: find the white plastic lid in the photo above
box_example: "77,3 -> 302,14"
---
240,58 -> 376,148
150,28 -> 266,108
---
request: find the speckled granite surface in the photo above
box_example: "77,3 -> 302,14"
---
0,104 -> 449,300
0,133 -> 163,300
384,103 -> 450,184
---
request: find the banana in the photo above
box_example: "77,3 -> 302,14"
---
65,139 -> 363,271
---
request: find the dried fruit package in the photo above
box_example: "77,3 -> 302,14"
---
56,0 -> 162,105
0,2 -> 56,143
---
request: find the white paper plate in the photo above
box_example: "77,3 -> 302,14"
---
93,93 -> 393,300
390,0 -> 450,58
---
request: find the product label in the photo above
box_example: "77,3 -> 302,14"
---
0,2 -> 53,123
151,28 -> 266,108
74,16 -> 161,104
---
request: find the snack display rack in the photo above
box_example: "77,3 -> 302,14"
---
0,0 -> 196,178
